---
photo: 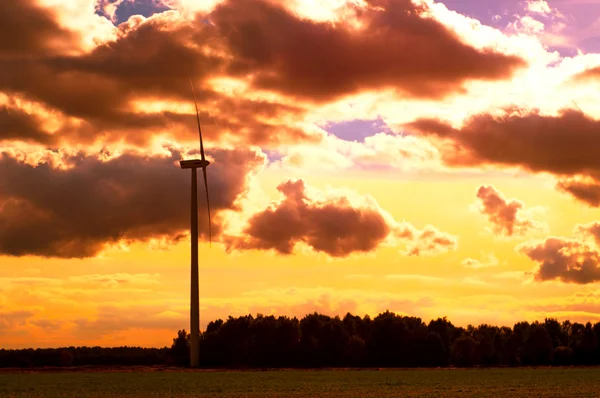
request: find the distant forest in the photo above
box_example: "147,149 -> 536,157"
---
2,311 -> 600,368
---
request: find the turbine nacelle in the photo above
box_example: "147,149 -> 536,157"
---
180,159 -> 210,169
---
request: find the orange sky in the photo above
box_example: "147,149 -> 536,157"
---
2,0 -> 600,348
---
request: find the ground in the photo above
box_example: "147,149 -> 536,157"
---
1,367 -> 599,397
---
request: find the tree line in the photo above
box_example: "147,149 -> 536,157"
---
2,311 -> 600,368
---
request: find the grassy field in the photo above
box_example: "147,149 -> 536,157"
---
1,367 -> 599,397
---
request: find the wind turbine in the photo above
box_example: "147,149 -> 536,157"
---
180,79 -> 212,368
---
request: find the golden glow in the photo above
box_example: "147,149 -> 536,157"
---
4,0 -> 600,349
3,168 -> 599,348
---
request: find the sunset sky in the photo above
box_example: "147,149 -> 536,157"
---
2,0 -> 600,349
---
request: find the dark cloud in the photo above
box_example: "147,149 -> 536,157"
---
519,237 -> 600,284
0,0 -> 524,148
0,147 -> 265,258
0,0 -> 75,58
575,222 -> 600,247
408,108 -> 600,206
211,0 -> 525,102
0,105 -> 54,144
0,16 -> 223,142
226,178 -> 456,257
408,108 -> 600,176
0,8 -> 313,147
226,179 -> 391,257
475,185 -> 536,236
557,179 -> 600,207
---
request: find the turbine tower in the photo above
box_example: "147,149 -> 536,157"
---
180,79 -> 212,368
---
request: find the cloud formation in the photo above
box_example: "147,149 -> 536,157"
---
0,105 -> 53,144
0,1 -> 316,148
399,225 -> 458,257
518,221 -> 600,284
409,108 -> 600,205
0,146 -> 265,258
0,0 -> 76,58
210,0 -> 525,102
226,179 -> 456,257
0,0 -> 526,149
575,221 -> 600,246
518,237 -> 600,284
409,108 -> 600,176
557,179 -> 600,207
475,185 -> 538,236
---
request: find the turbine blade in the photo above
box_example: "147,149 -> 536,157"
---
202,166 -> 212,247
189,78 -> 206,161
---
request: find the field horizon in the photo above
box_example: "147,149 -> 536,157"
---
2,364 -> 600,373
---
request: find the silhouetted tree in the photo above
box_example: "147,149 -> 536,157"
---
170,329 -> 190,366
544,318 -> 564,347
572,322 -> 597,365
524,324 -> 553,365
58,350 -> 74,367
5,312 -> 600,369
451,335 -> 477,367
553,346 -> 573,366
472,324 -> 500,366
347,335 -> 367,367
421,332 -> 447,367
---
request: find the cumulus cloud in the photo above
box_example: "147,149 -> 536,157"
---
210,0 -> 525,102
408,108 -> 600,205
0,0 -> 76,58
0,105 -> 54,144
0,146 -> 265,258
557,178 -> 600,207
575,221 -> 600,246
225,178 -> 456,257
0,2 -> 317,148
0,0 -> 526,149
518,221 -> 600,284
518,237 -> 600,284
399,225 -> 458,257
409,108 -> 600,176
475,185 -> 540,237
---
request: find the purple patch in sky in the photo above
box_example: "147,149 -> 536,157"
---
261,149 -> 284,164
440,0 -> 600,55
96,0 -> 171,25
321,117 -> 393,143
440,0 -> 514,27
